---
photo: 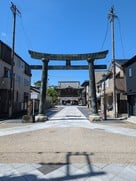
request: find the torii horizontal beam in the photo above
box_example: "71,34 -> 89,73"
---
29,50 -> 108,60
30,65 -> 107,70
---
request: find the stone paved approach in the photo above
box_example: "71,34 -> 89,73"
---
0,106 -> 136,181
0,106 -> 136,137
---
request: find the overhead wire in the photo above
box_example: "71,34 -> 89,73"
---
117,18 -> 126,59
99,19 -> 111,67
19,15 -> 33,51
100,19 -> 109,50
10,1 -> 33,50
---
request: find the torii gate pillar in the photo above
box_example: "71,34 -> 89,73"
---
88,59 -> 102,121
35,59 -> 48,122
88,59 -> 98,114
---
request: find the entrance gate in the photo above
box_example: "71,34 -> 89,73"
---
29,50 -> 108,121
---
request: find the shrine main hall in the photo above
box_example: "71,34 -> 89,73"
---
55,81 -> 83,105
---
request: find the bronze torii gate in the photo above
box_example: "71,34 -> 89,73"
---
29,50 -> 108,121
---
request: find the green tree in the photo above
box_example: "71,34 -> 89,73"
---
34,80 -> 41,87
47,87 -> 58,104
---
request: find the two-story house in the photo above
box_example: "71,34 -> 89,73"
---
0,40 -> 31,117
123,56 -> 136,116
97,59 -> 128,118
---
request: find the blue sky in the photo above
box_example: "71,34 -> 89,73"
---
1,0 -> 136,86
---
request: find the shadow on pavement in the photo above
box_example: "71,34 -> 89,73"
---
78,106 -> 128,124
45,106 -> 64,118
49,118 -> 87,121
0,152 -> 106,180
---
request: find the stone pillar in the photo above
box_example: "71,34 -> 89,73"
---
88,59 -> 102,121
36,59 -> 49,122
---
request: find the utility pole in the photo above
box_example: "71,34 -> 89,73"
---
9,2 -> 21,117
103,74 -> 107,120
108,6 -> 117,118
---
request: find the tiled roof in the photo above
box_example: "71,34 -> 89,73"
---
58,81 -> 81,89
115,59 -> 128,66
123,56 -> 136,67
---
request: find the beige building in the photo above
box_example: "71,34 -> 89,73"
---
0,41 -> 31,117
97,60 -> 128,118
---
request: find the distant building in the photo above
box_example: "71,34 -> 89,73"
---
0,40 -> 31,117
81,71 -> 106,108
81,80 -> 89,106
30,85 -> 52,112
55,81 -> 83,105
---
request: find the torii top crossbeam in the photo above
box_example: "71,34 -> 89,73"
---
29,50 -> 108,60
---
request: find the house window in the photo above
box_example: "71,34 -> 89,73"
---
105,79 -> 109,88
128,68 -> 132,77
16,59 -> 21,68
3,67 -> 11,78
16,74 -> 22,84
24,78 -> 30,87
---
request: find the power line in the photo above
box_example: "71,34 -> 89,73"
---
20,16 -> 33,50
100,20 -> 109,50
117,18 -> 126,59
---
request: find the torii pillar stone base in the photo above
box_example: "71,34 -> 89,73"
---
88,114 -> 102,122
35,114 -> 48,122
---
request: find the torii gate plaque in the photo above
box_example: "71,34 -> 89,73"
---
29,50 -> 108,121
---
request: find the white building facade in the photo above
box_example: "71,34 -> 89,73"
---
0,41 -> 31,116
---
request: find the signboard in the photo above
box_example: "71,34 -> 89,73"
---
31,92 -> 39,99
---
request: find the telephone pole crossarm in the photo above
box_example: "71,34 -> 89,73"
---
10,2 -> 21,15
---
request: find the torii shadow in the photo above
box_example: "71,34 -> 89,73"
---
0,152 -> 106,181
39,151 -> 106,180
